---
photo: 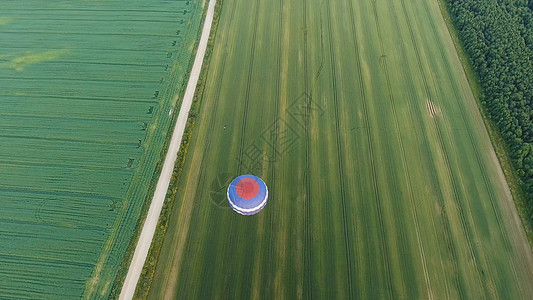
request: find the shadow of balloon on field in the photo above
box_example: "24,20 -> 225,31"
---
209,172 -> 233,209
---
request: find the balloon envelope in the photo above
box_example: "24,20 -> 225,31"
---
227,174 -> 268,215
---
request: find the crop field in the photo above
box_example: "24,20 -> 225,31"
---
0,0 -> 206,298
145,0 -> 533,299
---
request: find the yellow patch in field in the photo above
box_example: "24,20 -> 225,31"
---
0,17 -> 13,25
426,99 -> 441,118
8,49 -> 69,71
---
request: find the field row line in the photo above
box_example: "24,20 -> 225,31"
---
0,9 -> 186,13
236,0 -> 260,174
266,0 -> 283,296
4,18 -> 181,23
302,0 -> 313,298
0,46 -> 179,53
0,31 -> 179,37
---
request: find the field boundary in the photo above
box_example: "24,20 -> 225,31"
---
129,0 -> 223,298
116,0 -> 218,298
105,1 -> 214,298
435,0 -> 533,247
106,2 -> 212,298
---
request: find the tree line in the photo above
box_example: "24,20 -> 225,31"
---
447,0 -> 533,213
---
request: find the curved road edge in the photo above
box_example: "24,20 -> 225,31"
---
119,0 -> 217,298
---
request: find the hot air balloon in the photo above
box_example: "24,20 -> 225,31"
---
227,174 -> 268,215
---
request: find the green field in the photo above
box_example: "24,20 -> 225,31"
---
146,0 -> 533,298
0,1 -> 205,298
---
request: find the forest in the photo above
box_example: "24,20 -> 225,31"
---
447,0 -> 533,217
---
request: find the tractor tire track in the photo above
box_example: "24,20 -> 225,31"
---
385,1 -> 456,298
370,1 -> 434,298
325,1 -> 355,298
420,2 -> 500,295
262,0 -> 283,297
302,0 -> 313,298
395,0 -> 466,298
266,0 -> 283,297
236,0 -> 260,173
346,0 -> 391,296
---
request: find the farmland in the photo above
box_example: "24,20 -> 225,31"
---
0,0 -> 205,298
145,0 -> 533,298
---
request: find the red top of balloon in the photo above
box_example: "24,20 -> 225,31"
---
236,178 -> 259,199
